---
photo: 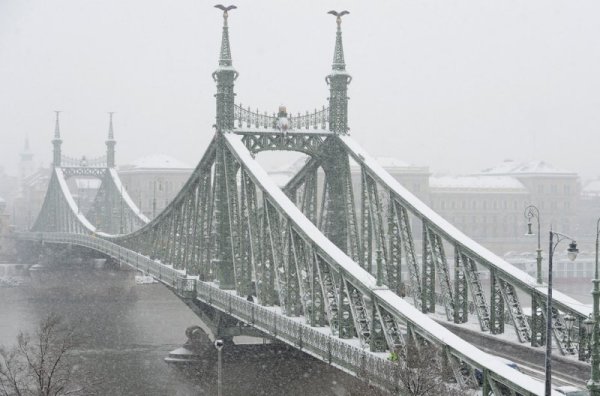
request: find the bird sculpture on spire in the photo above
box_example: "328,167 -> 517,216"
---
215,4 -> 237,21
327,10 -> 349,26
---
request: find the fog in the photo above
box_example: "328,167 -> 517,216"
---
1,1 -> 599,178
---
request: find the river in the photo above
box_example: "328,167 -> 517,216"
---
0,262 -> 381,396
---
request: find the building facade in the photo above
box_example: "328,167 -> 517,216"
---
118,155 -> 194,219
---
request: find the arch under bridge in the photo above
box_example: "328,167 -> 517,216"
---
16,8 -> 591,396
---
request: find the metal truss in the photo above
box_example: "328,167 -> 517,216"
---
86,169 -> 148,234
498,277 -> 531,343
61,166 -> 107,179
535,298 -> 578,356
23,10 -> 594,393
239,131 -> 330,157
460,253 -> 490,331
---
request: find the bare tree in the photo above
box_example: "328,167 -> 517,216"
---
0,313 -> 90,396
394,341 -> 464,396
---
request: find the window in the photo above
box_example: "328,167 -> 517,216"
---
538,185 -> 544,193
564,185 -> 571,194
551,184 -> 557,193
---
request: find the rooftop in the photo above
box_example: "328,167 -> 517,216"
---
430,175 -> 526,191
121,154 -> 192,170
479,159 -> 575,176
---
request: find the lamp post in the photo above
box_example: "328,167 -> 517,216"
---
525,205 -> 543,284
544,229 -> 578,395
588,218 -> 600,396
214,339 -> 224,396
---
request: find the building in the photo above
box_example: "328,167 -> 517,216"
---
0,197 -> 15,260
118,155 -> 194,219
429,175 -> 529,252
13,168 -> 51,230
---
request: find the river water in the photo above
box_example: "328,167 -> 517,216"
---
0,263 -> 381,396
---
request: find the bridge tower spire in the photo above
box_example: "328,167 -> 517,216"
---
106,112 -> 116,168
212,5 -> 238,132
52,111 -> 62,167
326,11 -> 351,135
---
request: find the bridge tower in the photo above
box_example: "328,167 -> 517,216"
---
106,112 -> 116,168
212,5 -> 239,290
320,12 -> 355,255
52,111 -> 62,167
326,11 -> 351,135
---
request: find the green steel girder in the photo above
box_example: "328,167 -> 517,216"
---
460,253 -> 490,332
498,277 -> 531,343
387,193 -> 402,295
284,225 -> 303,317
395,201 -> 422,310
337,274 -> 355,339
453,248 -> 469,324
530,294 -> 547,348
265,201 -> 289,311
345,280 -> 371,347
535,298 -> 577,355
421,222 -> 436,314
425,228 -> 455,321
258,201 -> 276,306
300,167 -> 318,224
489,269 -> 505,335
316,253 -> 340,335
375,303 -> 405,353
360,169 -> 372,272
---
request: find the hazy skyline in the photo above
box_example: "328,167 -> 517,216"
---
1,1 -> 599,179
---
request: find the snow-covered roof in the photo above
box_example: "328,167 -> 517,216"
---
479,159 -> 575,176
122,155 -> 192,170
430,175 -> 526,191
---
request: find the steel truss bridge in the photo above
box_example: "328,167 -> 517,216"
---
17,9 -> 591,396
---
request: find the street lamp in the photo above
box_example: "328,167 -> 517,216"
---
525,205 -> 543,284
214,339 -> 224,396
588,218 -> 600,396
544,229 -> 578,395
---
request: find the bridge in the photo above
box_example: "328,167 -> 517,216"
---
15,8 -> 592,396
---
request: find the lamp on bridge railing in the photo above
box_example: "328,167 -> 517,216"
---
563,313 -> 576,352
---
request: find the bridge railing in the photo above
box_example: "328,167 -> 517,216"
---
61,154 -> 107,168
195,281 -> 397,389
234,104 -> 329,131
19,232 -> 186,289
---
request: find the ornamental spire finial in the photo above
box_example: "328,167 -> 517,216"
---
215,4 -> 237,67
327,10 -> 349,71
107,111 -> 115,140
53,110 -> 62,139
106,112 -> 117,168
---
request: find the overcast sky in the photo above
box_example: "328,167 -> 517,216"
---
1,1 -> 599,179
